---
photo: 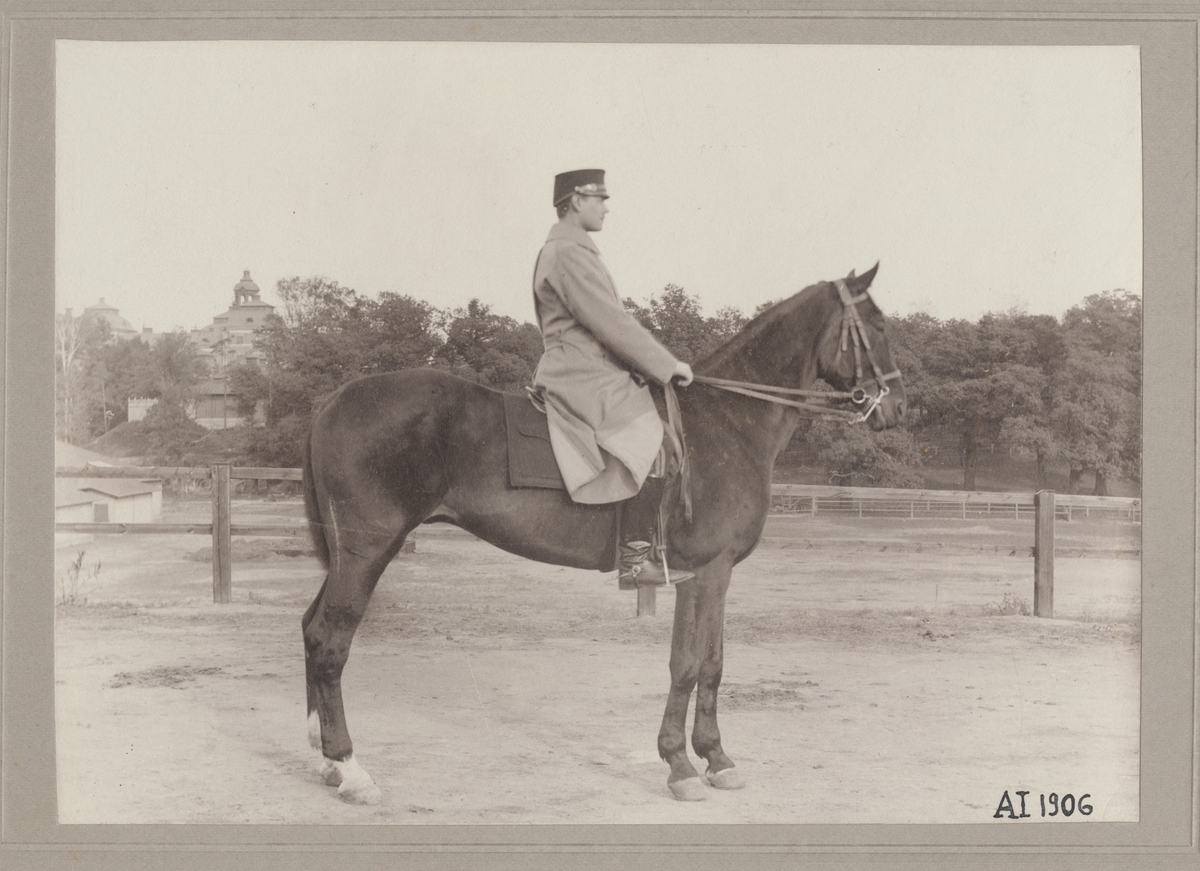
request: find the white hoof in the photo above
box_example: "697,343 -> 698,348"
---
332,755 -> 381,805
668,776 -> 707,801
706,766 -> 746,790
307,711 -> 321,751
319,758 -> 342,787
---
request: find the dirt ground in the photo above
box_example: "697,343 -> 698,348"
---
54,500 -> 1140,825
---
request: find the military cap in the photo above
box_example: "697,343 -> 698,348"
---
553,169 -> 608,206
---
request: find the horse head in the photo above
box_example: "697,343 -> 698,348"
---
814,263 -> 907,431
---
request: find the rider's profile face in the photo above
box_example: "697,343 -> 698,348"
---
575,193 -> 608,231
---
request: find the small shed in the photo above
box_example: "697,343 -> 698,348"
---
75,479 -> 163,523
56,478 -> 164,524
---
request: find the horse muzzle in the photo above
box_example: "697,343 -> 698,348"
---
856,381 -> 906,430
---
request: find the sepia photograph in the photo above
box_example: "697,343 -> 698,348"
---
50,37 -> 1143,825
3,5 -> 1195,871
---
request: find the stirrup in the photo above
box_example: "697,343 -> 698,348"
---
618,541 -> 695,590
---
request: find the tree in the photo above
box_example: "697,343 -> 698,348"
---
240,276 -> 452,464
138,397 -> 208,464
805,418 -> 924,488
624,284 -> 747,361
976,311 -> 1067,489
1052,348 -> 1133,493
227,361 -> 271,420
883,312 -> 940,424
1058,291 -> 1141,493
363,292 -> 443,375
435,298 -> 542,392
88,337 -> 158,428
150,331 -> 208,399
250,276 -> 381,424
904,316 -> 1045,490
55,313 -> 110,443
76,331 -> 207,440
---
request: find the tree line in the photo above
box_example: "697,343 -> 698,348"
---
55,276 -> 1140,494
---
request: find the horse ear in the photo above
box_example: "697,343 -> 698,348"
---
852,262 -> 880,291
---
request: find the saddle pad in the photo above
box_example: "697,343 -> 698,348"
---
503,392 -> 566,490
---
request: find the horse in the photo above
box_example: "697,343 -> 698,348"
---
301,264 -> 906,805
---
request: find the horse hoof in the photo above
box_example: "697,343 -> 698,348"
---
320,758 -> 343,787
706,766 -> 746,790
328,754 -> 381,805
338,779 -> 382,805
668,777 -> 707,802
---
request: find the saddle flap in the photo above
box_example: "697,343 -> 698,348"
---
516,420 -> 552,442
503,391 -> 566,490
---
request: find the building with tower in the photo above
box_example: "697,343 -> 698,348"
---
188,270 -> 274,428
190,269 -> 274,373
75,298 -> 141,342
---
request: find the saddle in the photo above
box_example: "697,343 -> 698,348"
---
503,386 -> 691,518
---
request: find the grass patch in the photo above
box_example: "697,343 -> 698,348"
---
985,592 -> 1031,617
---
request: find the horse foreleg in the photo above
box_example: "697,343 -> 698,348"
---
657,575 -> 707,801
690,560 -> 744,791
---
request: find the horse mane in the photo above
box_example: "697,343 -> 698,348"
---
694,281 -> 836,377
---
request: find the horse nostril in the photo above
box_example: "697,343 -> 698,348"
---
896,399 -> 907,420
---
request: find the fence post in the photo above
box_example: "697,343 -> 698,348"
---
636,584 -> 656,617
212,464 -> 232,604
1034,489 -> 1054,618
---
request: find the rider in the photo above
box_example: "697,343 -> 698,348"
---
532,169 -> 695,588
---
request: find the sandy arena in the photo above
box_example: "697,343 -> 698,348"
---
54,499 -> 1140,825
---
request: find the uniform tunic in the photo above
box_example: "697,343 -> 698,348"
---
532,222 -> 678,504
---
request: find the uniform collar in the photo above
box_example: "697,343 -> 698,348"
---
546,221 -> 601,254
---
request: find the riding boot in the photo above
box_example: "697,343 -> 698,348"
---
617,476 -> 696,590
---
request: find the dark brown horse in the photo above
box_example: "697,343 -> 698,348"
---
301,265 -> 906,804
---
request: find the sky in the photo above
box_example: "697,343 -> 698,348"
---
56,41 -> 1142,335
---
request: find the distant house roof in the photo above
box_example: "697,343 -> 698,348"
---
196,378 -> 234,396
79,479 -> 162,499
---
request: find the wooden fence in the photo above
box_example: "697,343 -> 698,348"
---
770,484 -> 1141,522
56,466 -> 1139,615
56,464 -> 301,604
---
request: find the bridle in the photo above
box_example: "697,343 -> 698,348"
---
665,279 -> 901,522
692,279 -> 902,425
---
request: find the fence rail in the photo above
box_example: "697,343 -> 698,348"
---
56,465 -> 1140,611
56,465 -> 303,481
770,484 -> 1141,522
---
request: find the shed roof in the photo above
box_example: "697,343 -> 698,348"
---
79,479 -> 162,499
55,480 -> 95,508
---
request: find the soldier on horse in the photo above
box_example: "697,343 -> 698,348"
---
531,168 -> 695,588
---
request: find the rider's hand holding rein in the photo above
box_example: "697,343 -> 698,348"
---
672,361 -> 694,387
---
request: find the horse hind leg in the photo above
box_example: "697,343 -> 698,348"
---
303,503 -> 414,805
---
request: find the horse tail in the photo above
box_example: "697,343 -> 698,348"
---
302,420 -> 331,570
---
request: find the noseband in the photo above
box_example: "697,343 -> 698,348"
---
693,279 -> 902,424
